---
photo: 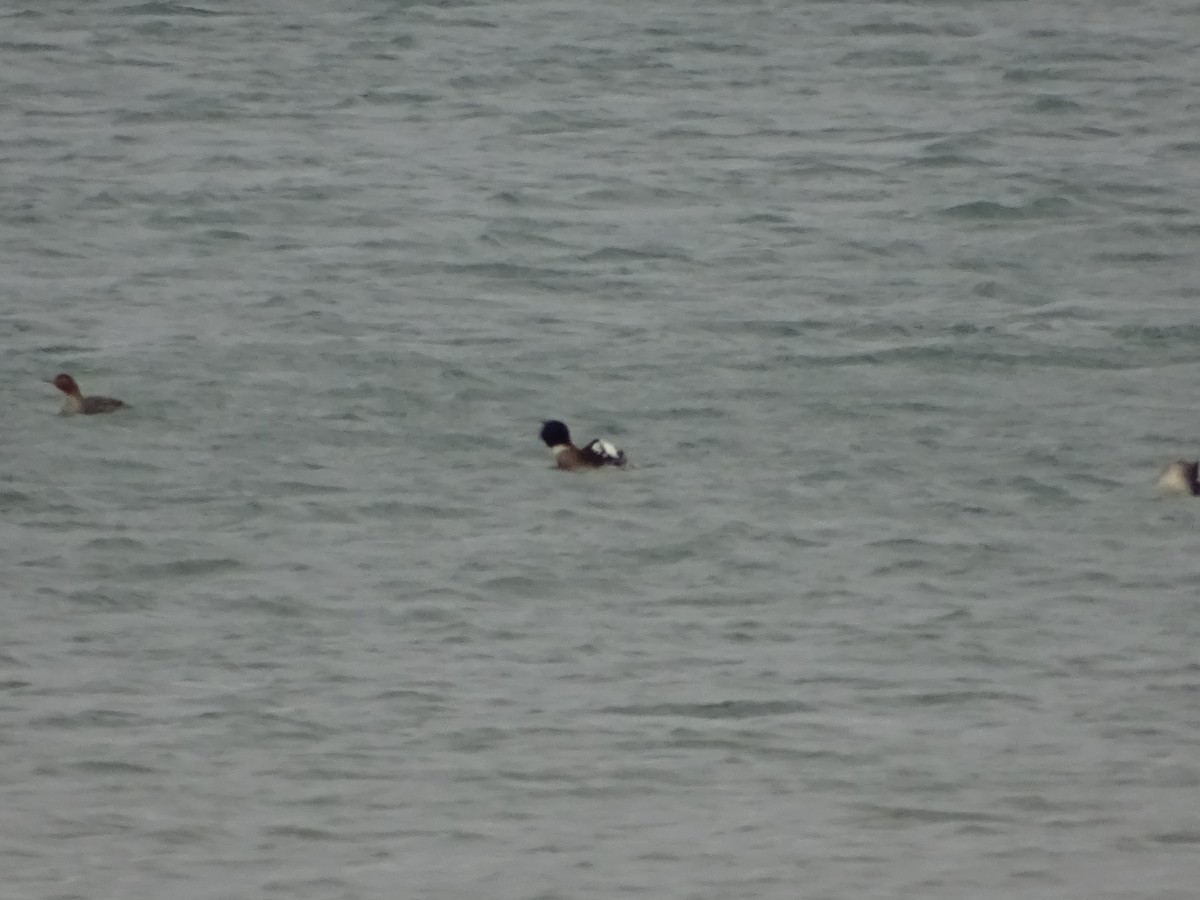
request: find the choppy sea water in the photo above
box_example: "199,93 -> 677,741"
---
3,1 -> 1200,898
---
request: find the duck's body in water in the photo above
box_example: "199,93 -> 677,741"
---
539,420 -> 627,471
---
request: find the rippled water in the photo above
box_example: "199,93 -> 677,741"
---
3,1 -> 1200,897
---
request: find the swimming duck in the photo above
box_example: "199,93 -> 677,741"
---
540,420 -> 627,470
45,373 -> 126,415
1156,459 -> 1199,496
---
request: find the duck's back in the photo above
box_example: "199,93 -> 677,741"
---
581,438 -> 627,467
80,395 -> 126,415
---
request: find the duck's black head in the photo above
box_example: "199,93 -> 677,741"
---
540,420 -> 570,447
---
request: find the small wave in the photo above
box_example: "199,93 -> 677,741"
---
0,41 -> 62,52
856,803 -> 1013,825
1029,94 -> 1085,113
117,2 -> 227,15
68,759 -> 160,775
130,557 -> 241,579
1149,831 -> 1200,845
940,196 -> 1076,220
835,49 -> 933,68
1110,323 -> 1200,346
580,246 -> 691,263
602,699 -> 812,719
35,709 -> 148,729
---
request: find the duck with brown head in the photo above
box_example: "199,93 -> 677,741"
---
45,373 -> 126,415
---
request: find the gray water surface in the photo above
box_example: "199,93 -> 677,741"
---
3,1 -> 1200,898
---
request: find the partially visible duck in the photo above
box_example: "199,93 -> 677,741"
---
1156,459 -> 1199,496
540,420 -> 627,470
45,373 -> 126,415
